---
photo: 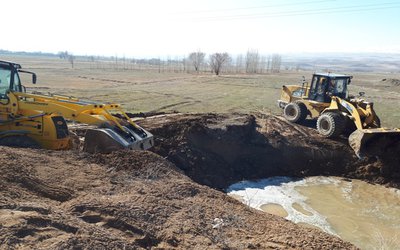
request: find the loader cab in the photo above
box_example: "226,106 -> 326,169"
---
308,73 -> 351,103
0,60 -> 37,98
0,61 -> 19,98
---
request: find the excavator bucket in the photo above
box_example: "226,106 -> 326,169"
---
83,125 -> 154,153
349,128 -> 400,159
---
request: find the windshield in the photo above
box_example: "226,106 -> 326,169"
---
309,75 -> 350,102
329,78 -> 349,98
13,71 -> 21,91
0,67 -> 12,97
309,75 -> 329,102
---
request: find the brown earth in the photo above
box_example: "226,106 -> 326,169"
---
2,112 -> 399,249
139,113 -> 400,190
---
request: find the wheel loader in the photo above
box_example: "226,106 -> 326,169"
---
277,73 -> 400,158
0,60 -> 153,153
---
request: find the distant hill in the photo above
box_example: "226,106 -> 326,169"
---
1,49 -> 399,73
0,49 -> 57,58
283,52 -> 400,72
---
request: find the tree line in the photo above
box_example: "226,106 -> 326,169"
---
183,50 -> 282,75
56,50 -> 282,75
0,49 -> 282,75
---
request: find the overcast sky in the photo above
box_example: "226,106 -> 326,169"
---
3,0 -> 400,58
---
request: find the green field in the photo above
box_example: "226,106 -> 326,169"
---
3,55 -> 400,128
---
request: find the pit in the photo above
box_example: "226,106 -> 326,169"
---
137,112 -> 400,190
138,112 -> 400,249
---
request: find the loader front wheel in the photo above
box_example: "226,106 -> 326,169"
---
317,112 -> 345,138
283,102 -> 307,123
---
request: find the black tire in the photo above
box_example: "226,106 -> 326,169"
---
0,135 -> 41,149
283,101 -> 307,123
316,112 -> 345,138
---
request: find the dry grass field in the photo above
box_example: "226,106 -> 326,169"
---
3,54 -> 400,127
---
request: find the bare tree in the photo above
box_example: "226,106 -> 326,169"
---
259,56 -> 267,74
209,53 -> 231,76
236,54 -> 244,73
266,55 -> 271,73
271,54 -> 282,73
182,57 -> 187,73
58,51 -> 69,59
245,49 -> 259,73
188,51 -> 205,73
68,54 -> 75,68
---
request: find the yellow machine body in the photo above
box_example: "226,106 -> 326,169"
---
0,60 -> 153,152
0,103 -> 70,150
278,73 -> 400,158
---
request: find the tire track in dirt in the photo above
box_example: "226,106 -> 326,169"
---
150,101 -> 202,112
77,75 -> 195,86
198,79 -> 282,89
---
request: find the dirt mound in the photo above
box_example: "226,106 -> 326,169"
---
138,113 -> 400,189
3,112 -> 398,249
382,78 -> 400,86
0,146 -> 355,249
89,150 -> 183,180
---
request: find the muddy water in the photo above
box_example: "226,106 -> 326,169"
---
227,177 -> 400,250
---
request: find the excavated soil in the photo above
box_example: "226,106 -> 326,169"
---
139,113 -> 400,189
1,113 -> 399,249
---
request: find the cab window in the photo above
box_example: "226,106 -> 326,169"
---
330,78 -> 348,98
0,67 -> 11,97
309,75 -> 329,101
12,72 -> 21,92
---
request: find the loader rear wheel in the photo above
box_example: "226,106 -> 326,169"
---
317,112 -> 345,138
283,102 -> 307,123
0,135 -> 41,149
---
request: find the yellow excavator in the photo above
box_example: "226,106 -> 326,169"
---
0,60 -> 153,153
278,73 -> 400,158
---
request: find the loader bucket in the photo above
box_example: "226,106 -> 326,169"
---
349,128 -> 400,159
83,126 -> 154,153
